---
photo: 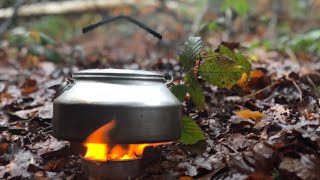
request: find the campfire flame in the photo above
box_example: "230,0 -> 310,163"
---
83,120 -> 168,161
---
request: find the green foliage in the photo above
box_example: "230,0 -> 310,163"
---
220,0 -> 249,17
171,85 -> 188,102
283,29 -> 320,55
39,33 -> 56,45
8,30 -> 55,48
44,48 -> 63,64
248,40 -> 273,51
179,37 -> 203,70
28,45 -> 44,56
199,49 -> 251,87
7,32 -> 33,48
8,29 -> 63,64
207,21 -> 219,32
272,169 -> 281,180
175,37 -> 251,145
179,116 -> 206,145
31,16 -> 72,41
184,73 -> 205,111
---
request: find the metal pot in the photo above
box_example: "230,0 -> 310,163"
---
53,69 -> 182,144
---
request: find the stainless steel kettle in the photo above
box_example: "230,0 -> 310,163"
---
52,16 -> 182,144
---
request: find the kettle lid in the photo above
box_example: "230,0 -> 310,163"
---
73,68 -> 164,81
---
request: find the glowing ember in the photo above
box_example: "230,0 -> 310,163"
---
83,120 -> 169,161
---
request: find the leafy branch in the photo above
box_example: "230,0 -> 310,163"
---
174,37 -> 251,145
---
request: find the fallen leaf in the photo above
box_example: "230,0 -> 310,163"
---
0,150 -> 38,179
236,73 -> 250,91
7,106 -> 41,120
28,135 -> 69,159
21,79 -> 38,96
249,69 -> 271,90
179,176 -> 194,180
279,155 -> 320,180
0,143 -> 9,154
38,103 -> 53,119
20,55 -> 39,68
178,162 -> 197,177
44,159 -> 66,172
250,69 -> 265,79
29,31 -> 41,43
235,109 -> 265,121
0,92 -> 14,108
220,41 -> 240,51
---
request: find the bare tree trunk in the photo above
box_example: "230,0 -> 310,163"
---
0,0 -> 25,37
0,0 -> 179,19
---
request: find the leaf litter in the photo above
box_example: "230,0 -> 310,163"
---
1,27 -> 320,180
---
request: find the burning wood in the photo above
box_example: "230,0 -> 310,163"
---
83,120 -> 169,161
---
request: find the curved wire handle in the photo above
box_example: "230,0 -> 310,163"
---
82,15 -> 162,40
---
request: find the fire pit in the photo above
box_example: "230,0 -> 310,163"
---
52,68 -> 181,178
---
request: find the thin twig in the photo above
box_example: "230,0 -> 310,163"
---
285,47 -> 299,64
286,74 -> 303,102
243,83 -> 275,101
306,75 -> 320,97
306,75 -> 317,90
291,80 -> 303,102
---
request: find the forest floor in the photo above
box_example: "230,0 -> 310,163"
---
0,17 -> 320,180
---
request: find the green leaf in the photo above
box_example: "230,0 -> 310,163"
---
39,33 -> 55,45
221,0 -> 249,17
179,116 -> 206,145
235,53 -> 251,75
171,85 -> 187,102
8,32 -> 33,48
219,45 -> 237,59
207,21 -> 218,31
199,49 -> 251,87
185,73 -> 205,111
179,37 -> 203,70
45,48 -> 63,63
28,45 -> 44,56
33,16 -> 72,41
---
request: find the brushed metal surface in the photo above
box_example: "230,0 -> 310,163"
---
53,69 -> 182,143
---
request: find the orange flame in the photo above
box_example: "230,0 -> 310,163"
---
83,120 -> 169,161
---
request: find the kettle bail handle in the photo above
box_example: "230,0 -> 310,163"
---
51,78 -> 75,99
82,15 -> 162,40
164,74 -> 173,85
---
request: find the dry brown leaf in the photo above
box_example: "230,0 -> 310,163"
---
21,55 -> 40,68
29,31 -> 41,43
21,79 -> 38,96
235,109 -> 265,121
0,92 -> 14,107
0,143 -> 9,154
179,176 -> 194,180
236,73 -> 250,91
250,69 -> 265,79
